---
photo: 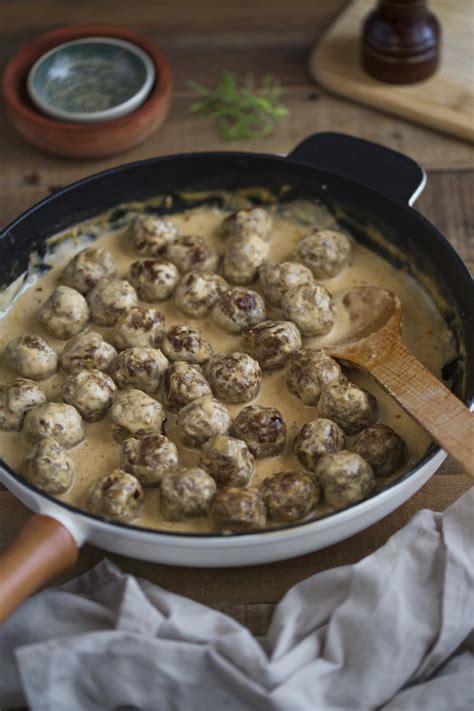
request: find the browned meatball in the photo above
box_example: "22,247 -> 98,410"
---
174,270 -> 228,318
61,246 -> 117,294
286,349 -> 342,405
113,306 -> 165,350
62,369 -> 117,421
160,467 -> 216,520
23,403 -> 85,448
220,207 -> 272,242
128,260 -> 179,302
232,405 -> 287,458
242,320 -> 302,370
110,388 -> 164,441
127,214 -> 179,257
210,488 -> 267,532
199,435 -> 255,487
161,325 -> 213,364
87,278 -> 138,326
22,437 -> 75,494
176,396 -> 231,447
316,450 -> 375,508
293,418 -> 346,472
212,288 -> 266,334
261,471 -> 319,522
61,332 -> 117,374
112,347 -> 169,395
352,424 -> 408,476
0,378 -> 46,431
5,335 -> 58,380
258,261 -> 313,308
39,286 -> 89,339
206,352 -> 262,404
165,235 -> 218,273
223,234 -> 269,285
281,283 -> 335,337
86,469 -> 144,522
318,382 -> 378,435
161,361 -> 212,412
120,434 -> 178,486
296,229 -> 351,279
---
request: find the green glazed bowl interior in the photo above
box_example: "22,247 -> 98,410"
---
27,37 -> 156,123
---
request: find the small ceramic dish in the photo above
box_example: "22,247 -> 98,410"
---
2,25 -> 172,158
27,37 -> 156,123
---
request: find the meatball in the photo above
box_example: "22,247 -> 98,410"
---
231,405 -> 287,458
87,278 -> 138,326
120,434 -> 178,486
352,424 -> 408,476
212,288 -> 266,334
293,418 -> 346,472
199,435 -> 255,487
206,352 -> 262,404
0,378 -> 46,431
39,286 -> 89,340
165,235 -> 218,273
223,234 -> 269,285
23,403 -> 84,448
22,437 -> 75,494
258,261 -> 313,308
160,467 -> 216,520
286,348 -> 342,405
174,270 -> 228,318
220,207 -> 272,242
316,450 -> 376,508
61,246 -> 117,294
161,325 -> 213,364
61,332 -> 117,374
127,214 -> 179,257
86,469 -> 144,522
210,488 -> 267,532
318,382 -> 378,435
113,306 -> 165,350
176,396 -> 231,447
242,320 -> 302,370
5,335 -> 58,380
281,283 -> 335,337
261,471 -> 319,522
112,347 -> 169,395
128,260 -> 179,302
161,361 -> 212,412
296,229 -> 351,279
110,388 -> 165,441
62,369 -> 117,422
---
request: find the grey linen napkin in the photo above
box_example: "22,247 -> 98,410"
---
0,487 -> 473,711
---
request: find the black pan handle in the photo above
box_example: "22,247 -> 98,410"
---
288,132 -> 426,206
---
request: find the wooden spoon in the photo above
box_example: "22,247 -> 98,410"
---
326,286 -> 474,476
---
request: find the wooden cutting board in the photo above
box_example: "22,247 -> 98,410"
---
309,0 -> 474,142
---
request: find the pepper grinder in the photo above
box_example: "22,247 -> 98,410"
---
362,0 -> 441,84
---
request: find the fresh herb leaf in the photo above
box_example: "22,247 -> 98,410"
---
187,72 -> 289,141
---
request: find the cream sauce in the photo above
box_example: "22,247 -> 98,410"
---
0,200 -> 456,533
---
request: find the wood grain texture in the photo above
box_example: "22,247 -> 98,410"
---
0,0 -> 472,637
310,0 -> 474,141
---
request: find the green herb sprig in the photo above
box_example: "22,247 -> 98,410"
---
187,72 -> 289,142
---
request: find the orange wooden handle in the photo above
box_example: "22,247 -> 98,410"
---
0,514 -> 78,623
372,344 -> 474,477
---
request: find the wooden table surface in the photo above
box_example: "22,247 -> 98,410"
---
0,0 -> 472,636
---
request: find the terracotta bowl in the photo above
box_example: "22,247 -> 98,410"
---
2,25 -> 173,158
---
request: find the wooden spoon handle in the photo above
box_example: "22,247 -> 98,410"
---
371,344 -> 474,476
0,514 -> 78,623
